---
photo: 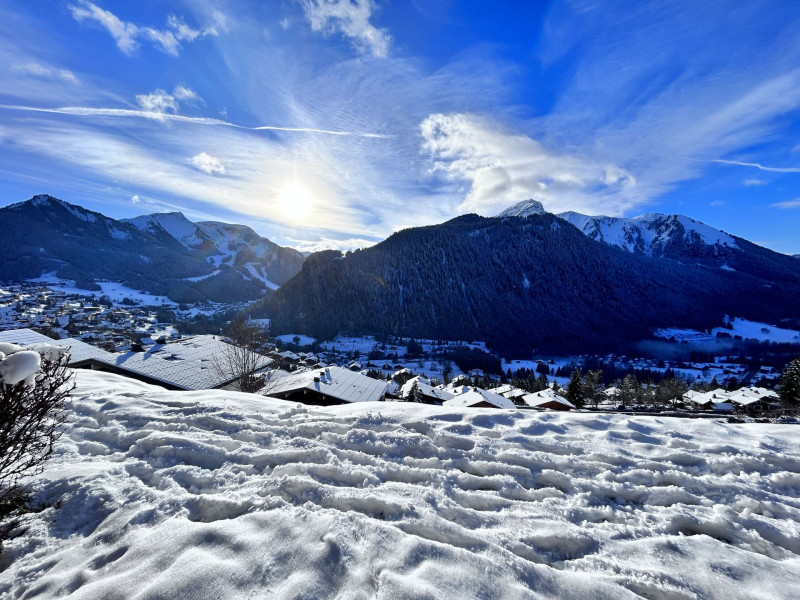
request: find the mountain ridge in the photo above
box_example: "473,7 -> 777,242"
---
0,195 -> 304,303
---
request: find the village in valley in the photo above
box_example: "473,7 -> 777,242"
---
1,279 -> 794,420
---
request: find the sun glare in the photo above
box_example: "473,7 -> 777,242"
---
276,181 -> 314,223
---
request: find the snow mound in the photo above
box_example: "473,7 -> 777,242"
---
1,371 -> 799,599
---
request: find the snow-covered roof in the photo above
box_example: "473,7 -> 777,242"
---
400,377 -> 455,402
727,387 -> 778,406
521,389 -> 575,409
263,365 -> 388,403
92,335 -> 273,391
0,328 -> 54,346
443,388 -> 514,409
687,387 -> 778,407
51,337 -> 114,364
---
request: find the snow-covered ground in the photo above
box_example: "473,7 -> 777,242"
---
27,274 -> 176,307
275,333 -> 317,346
656,317 -> 800,344
2,371 -> 799,599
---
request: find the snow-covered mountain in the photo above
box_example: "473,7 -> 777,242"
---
123,213 -> 304,291
497,199 -> 738,259
0,195 -> 305,303
124,212 -> 212,250
556,212 -> 738,258
496,199 -> 547,218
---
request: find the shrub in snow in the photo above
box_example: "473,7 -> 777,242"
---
0,344 -> 74,496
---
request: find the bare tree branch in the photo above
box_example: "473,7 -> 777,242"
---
1,352 -> 74,497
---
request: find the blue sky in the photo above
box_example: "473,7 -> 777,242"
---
1,0 -> 800,254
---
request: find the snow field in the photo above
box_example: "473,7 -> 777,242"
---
1,371 -> 799,598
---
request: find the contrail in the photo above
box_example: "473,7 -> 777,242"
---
710,159 -> 800,173
0,104 -> 392,138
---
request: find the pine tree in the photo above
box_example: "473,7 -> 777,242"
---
566,367 -> 585,408
778,358 -> 800,408
536,372 -> 549,391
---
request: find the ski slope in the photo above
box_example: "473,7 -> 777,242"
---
1,371 -> 799,599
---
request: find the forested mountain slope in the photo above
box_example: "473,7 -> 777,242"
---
266,213 -> 799,354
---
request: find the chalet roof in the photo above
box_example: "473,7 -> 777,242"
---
443,388 -> 514,409
727,387 -> 778,406
0,328 -> 54,346
400,376 -> 454,402
522,389 -> 575,409
687,387 -> 778,407
88,335 -> 273,391
56,337 -> 115,364
262,365 -> 388,404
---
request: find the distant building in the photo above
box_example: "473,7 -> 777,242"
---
443,387 -> 514,409
521,389 -> 574,411
262,365 -> 388,405
400,376 -> 454,404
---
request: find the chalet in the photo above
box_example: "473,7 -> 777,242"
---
443,388 -> 514,409
489,384 -> 527,404
727,387 -> 779,414
684,387 -> 779,414
278,351 -> 301,369
391,368 -> 415,385
400,376 -> 455,404
522,389 -> 575,411
262,365 -> 388,405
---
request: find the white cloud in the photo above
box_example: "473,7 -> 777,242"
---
68,1 -> 220,56
135,89 -> 178,114
743,178 -> 768,186
298,0 -> 390,57
771,198 -> 800,209
131,194 -> 140,203
68,1 -> 139,55
134,86 -> 202,116
172,85 -> 200,103
420,113 -> 636,215
190,152 -> 226,175
13,62 -> 79,84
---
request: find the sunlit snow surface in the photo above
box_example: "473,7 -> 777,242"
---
2,371 -> 799,599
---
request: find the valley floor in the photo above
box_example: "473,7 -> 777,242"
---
1,371 -> 799,598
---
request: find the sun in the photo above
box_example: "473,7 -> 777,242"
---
276,181 -> 314,223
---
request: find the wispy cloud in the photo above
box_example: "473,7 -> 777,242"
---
420,112 -> 635,215
0,103 -> 391,138
12,62 -> 79,84
298,0 -> 390,57
172,85 -> 201,103
190,152 -> 226,176
771,198 -> 800,209
710,159 -> 800,174
743,178 -> 768,186
68,1 -> 221,56
530,3 -> 800,216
